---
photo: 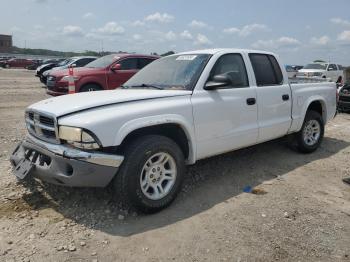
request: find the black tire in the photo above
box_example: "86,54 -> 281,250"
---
112,135 -> 185,213
80,84 -> 102,92
293,110 -> 324,153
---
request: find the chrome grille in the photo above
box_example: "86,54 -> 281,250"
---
25,110 -> 59,143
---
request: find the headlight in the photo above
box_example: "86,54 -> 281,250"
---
59,126 -> 101,150
61,75 -> 80,82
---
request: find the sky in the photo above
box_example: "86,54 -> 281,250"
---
1,0 -> 350,65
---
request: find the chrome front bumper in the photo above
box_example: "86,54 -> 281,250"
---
10,135 -> 124,187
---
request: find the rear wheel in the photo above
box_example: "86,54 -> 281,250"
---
292,110 -> 324,153
113,135 -> 185,213
80,84 -> 102,92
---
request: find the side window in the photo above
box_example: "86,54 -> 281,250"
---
328,64 -> 337,71
268,55 -> 283,84
209,54 -> 249,88
138,58 -> 155,69
75,59 -> 89,67
249,54 -> 283,86
86,58 -> 96,64
338,65 -> 343,70
119,58 -> 138,70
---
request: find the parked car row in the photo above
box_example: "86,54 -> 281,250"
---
42,54 -> 159,96
0,57 -> 65,70
37,56 -> 97,84
0,58 -> 35,68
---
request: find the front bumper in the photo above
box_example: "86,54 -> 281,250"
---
46,89 -> 67,96
10,135 -> 124,187
46,80 -> 69,96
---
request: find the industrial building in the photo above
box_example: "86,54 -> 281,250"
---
0,34 -> 13,53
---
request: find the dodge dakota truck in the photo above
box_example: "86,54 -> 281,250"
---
10,49 -> 337,213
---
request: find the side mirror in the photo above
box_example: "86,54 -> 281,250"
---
70,64 -> 77,68
204,74 -> 232,90
328,67 -> 334,71
111,63 -> 121,71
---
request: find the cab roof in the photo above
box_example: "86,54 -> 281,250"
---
177,48 -> 276,56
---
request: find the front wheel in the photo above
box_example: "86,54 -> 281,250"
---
80,84 -> 102,92
293,110 -> 324,153
113,135 -> 185,213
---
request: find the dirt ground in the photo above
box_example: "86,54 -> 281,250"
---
0,69 -> 349,262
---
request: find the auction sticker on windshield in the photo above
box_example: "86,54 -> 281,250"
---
176,55 -> 197,61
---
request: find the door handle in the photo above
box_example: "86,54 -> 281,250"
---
282,94 -> 290,101
246,98 -> 256,105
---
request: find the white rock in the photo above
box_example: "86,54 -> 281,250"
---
68,244 -> 76,252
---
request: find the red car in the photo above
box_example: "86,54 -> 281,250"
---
4,58 -> 34,68
46,54 -> 159,96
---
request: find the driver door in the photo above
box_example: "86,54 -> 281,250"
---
191,53 -> 258,160
107,58 -> 139,89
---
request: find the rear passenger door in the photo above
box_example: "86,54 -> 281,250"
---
249,53 -> 292,143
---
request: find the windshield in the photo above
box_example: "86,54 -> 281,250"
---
303,63 -> 327,70
85,54 -> 117,68
124,54 -> 211,90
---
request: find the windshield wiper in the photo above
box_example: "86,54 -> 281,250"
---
130,83 -> 163,90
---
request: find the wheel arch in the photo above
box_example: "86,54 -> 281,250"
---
115,115 -> 196,164
78,82 -> 104,92
299,98 -> 327,131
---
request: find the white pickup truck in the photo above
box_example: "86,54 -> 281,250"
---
11,49 -> 337,213
297,62 -> 344,82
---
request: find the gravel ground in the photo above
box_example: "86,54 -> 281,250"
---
0,69 -> 350,262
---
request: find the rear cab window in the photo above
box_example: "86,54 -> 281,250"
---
249,53 -> 284,86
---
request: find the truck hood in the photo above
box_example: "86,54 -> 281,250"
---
28,89 -> 192,117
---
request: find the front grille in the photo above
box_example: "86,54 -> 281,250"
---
39,115 -> 54,127
25,110 -> 59,143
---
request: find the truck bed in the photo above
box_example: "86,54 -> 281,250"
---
288,79 -> 337,133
